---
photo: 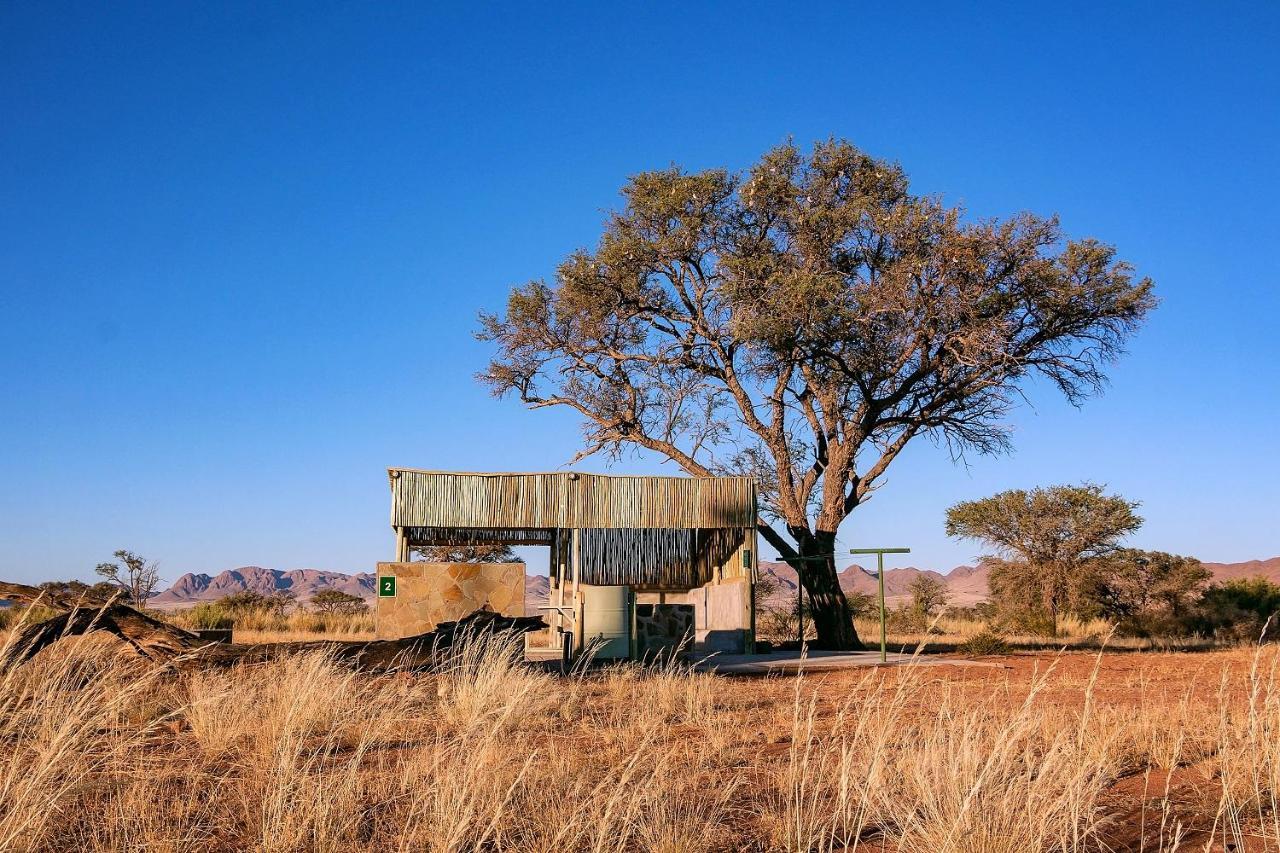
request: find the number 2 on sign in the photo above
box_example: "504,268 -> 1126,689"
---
379,576 -> 396,597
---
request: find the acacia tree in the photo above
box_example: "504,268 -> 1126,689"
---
908,574 -> 949,617
412,544 -> 525,563
1085,548 -> 1210,625
945,484 -> 1143,634
480,139 -> 1155,649
95,549 -> 161,609
310,589 -> 369,616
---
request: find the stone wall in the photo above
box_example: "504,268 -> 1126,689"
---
634,603 -> 694,660
375,562 -> 525,640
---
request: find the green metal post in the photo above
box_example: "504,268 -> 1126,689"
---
878,551 -> 887,663
850,547 -> 911,664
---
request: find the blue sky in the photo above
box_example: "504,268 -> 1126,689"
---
2,2 -> 1277,585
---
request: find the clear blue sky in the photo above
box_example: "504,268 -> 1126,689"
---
2,2 -> 1277,585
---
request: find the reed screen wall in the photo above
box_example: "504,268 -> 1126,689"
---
388,470 -> 757,588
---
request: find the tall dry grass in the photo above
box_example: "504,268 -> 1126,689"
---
2,621 -> 1280,851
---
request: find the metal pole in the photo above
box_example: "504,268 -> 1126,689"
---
878,551 -> 887,663
797,571 -> 805,647
850,547 -> 911,664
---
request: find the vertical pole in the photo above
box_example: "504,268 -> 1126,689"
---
797,563 -> 805,648
571,527 -> 583,654
878,551 -> 887,663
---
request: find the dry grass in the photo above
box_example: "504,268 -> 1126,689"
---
164,607 -> 375,639
3,621 -> 1280,851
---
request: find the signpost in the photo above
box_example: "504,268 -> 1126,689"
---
849,547 -> 911,663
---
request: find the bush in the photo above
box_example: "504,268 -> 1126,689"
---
996,609 -> 1058,637
960,630 -> 1011,656
0,604 -> 61,631
309,589 -> 369,615
183,603 -> 235,630
1186,577 -> 1280,643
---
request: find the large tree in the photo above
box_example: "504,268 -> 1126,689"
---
480,139 -> 1155,649
945,484 -> 1144,634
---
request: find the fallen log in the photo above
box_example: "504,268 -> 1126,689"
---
0,581 -> 545,673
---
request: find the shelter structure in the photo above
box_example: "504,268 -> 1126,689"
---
378,469 -> 758,656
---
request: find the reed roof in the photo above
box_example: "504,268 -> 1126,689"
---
388,469 -> 756,531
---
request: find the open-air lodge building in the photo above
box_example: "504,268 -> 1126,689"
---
376,469 -> 758,659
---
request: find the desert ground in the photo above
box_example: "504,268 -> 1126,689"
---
3,618 -> 1279,853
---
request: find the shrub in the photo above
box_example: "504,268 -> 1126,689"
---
997,608 -> 1058,637
0,604 -> 61,632
309,589 -> 369,615
1187,577 -> 1280,643
183,603 -> 235,630
959,630 -> 1011,656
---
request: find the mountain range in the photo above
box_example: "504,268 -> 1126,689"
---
149,567 -> 375,608
139,557 -> 1280,610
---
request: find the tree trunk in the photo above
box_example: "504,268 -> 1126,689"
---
791,529 -> 863,651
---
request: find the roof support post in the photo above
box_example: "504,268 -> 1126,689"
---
572,527 -> 583,654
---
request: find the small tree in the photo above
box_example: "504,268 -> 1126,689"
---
310,589 -> 369,615
39,579 -> 121,604
218,589 -> 296,617
1191,578 -> 1280,643
1084,549 -> 1211,631
95,550 -> 161,609
480,138 -> 1155,649
908,574 -> 949,617
945,484 -> 1142,635
413,544 -> 525,563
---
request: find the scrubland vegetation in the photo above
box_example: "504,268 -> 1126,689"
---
3,614 -> 1280,852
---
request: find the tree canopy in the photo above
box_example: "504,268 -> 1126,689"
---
946,483 -> 1143,633
412,544 -> 525,564
481,138 -> 1155,649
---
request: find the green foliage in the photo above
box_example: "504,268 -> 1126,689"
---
885,604 -> 928,633
37,579 -> 121,604
217,589 -> 295,617
0,603 -> 61,631
960,630 -> 1012,656
480,137 -> 1156,650
412,544 -> 525,563
1082,549 -> 1211,637
907,574 -> 949,616
948,484 -> 1143,634
846,590 -> 876,619
309,589 -> 369,615
184,603 -> 235,630
94,549 -> 161,608
1188,577 -> 1280,643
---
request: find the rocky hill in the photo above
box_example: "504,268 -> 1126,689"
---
149,566 -> 375,609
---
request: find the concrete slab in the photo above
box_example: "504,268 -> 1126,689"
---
693,650 -> 1003,675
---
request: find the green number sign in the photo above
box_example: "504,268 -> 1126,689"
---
378,576 -> 396,597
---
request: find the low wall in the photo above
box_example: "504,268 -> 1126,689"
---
375,562 -> 525,640
691,578 -> 753,653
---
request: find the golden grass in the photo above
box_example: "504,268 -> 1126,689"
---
3,623 -> 1280,851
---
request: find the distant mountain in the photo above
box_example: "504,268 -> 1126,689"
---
1201,557 -> 1280,583
756,560 -> 978,605
526,574 -> 550,603
138,556 -> 1280,612
149,567 -> 375,608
